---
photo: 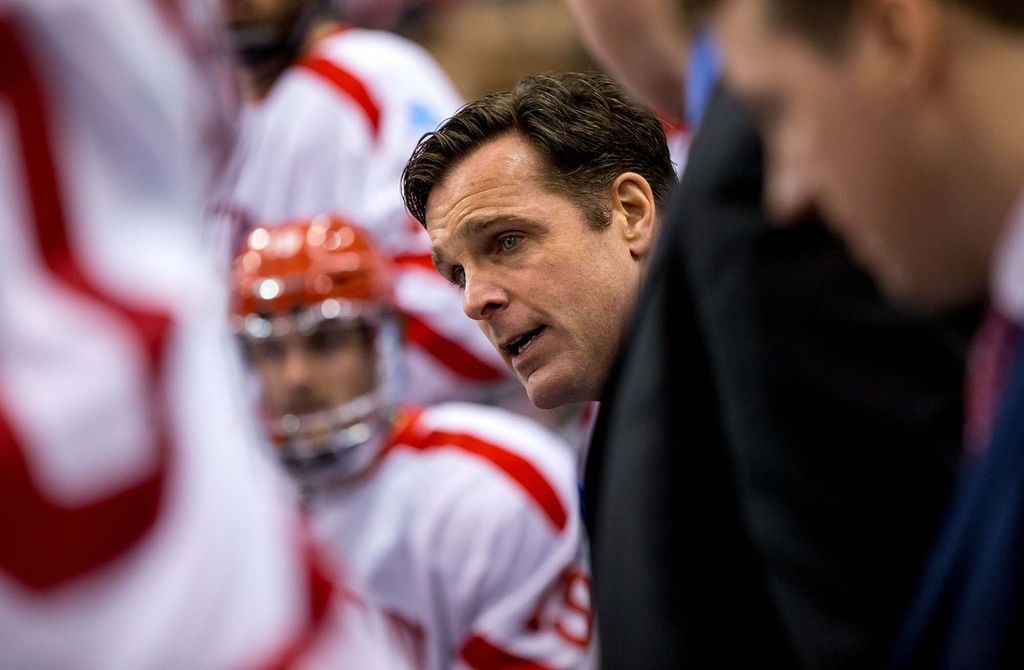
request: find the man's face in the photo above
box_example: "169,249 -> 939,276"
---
426,133 -> 644,409
718,0 -> 992,309
245,319 -> 375,435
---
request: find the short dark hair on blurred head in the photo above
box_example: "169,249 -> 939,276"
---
401,71 -> 676,231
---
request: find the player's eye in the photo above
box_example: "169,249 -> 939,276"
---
243,337 -> 284,362
307,325 -> 363,354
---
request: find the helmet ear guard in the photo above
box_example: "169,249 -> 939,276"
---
230,216 -> 403,488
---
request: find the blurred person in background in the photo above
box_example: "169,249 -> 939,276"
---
212,0 -> 510,408
564,0 -> 692,119
555,0 -> 978,667
715,0 -> 1024,665
408,0 -> 594,102
0,0 -> 425,666
562,0 -> 698,170
231,215 -> 595,669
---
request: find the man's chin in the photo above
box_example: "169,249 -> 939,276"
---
524,370 -> 580,410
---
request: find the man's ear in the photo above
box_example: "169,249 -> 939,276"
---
610,172 -> 657,259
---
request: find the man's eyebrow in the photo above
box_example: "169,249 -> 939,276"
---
430,215 -> 532,272
461,215 -> 530,237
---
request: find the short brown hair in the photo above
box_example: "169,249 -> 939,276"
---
401,71 -> 676,230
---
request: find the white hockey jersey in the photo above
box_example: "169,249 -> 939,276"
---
213,26 -> 509,406
0,2 -> 419,667
311,403 -> 596,669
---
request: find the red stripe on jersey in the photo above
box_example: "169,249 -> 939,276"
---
460,635 -> 555,670
391,422 -> 568,532
403,313 -> 507,383
0,408 -> 167,591
393,252 -> 437,273
658,114 -> 690,135
298,56 -> 381,140
154,0 -> 188,42
0,19 -> 171,591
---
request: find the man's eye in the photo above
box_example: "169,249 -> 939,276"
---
306,326 -> 365,354
307,329 -> 337,353
498,235 -> 521,252
451,266 -> 466,288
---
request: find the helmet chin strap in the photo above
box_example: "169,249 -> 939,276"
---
275,394 -> 397,490
226,0 -> 327,68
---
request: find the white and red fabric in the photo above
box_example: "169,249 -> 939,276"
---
212,26 -> 508,405
963,194 -> 1024,459
660,116 -> 692,178
310,402 -> 596,670
0,2 -> 419,667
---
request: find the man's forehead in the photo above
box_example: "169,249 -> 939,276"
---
428,134 -> 544,209
425,135 -> 548,242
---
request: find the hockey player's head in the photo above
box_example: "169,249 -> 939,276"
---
219,0 -> 332,68
231,215 -> 402,487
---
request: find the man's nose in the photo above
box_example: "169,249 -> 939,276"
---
462,270 -> 509,321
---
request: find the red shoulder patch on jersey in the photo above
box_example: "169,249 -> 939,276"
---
460,634 -> 555,670
390,418 -> 568,533
297,56 -> 381,140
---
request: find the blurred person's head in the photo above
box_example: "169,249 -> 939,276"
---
218,0 -> 336,94
231,215 -> 402,488
563,0 -> 691,118
715,0 -> 1024,310
402,72 -> 674,409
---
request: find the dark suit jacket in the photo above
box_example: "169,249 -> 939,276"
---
891,332 -> 1024,668
585,85 -> 977,668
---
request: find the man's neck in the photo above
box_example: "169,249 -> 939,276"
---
240,18 -> 341,100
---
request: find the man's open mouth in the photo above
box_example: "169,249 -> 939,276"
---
506,326 -> 546,358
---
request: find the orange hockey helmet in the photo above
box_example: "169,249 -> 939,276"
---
231,214 -> 394,318
230,214 -> 403,487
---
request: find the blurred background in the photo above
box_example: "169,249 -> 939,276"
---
346,0 -> 596,101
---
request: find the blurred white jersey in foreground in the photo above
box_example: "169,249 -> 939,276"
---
0,1 -> 419,667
